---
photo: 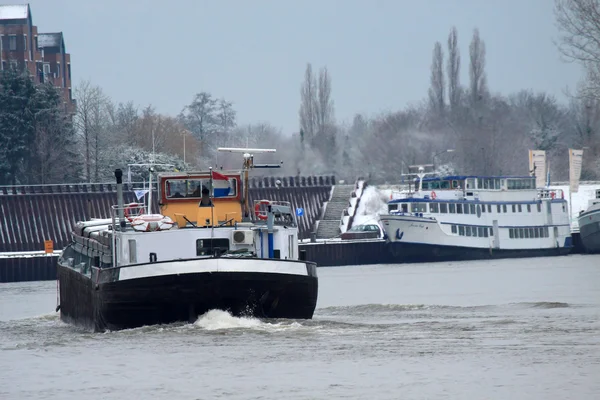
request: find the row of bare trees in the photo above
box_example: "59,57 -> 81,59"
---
22,2 -> 599,185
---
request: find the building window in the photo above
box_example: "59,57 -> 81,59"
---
35,36 -> 38,49
69,88 -> 72,100
1,61 -> 5,71
57,63 -> 61,77
23,35 -> 27,52
67,63 -> 71,80
9,60 -> 18,70
43,63 -> 51,74
9,35 -> 17,51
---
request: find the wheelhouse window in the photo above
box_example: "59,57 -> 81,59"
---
196,239 -> 229,256
457,204 -> 463,214
430,203 -> 439,213
165,178 -> 237,199
440,203 -> 448,213
411,203 -> 427,213
449,204 -> 456,213
470,204 -> 476,214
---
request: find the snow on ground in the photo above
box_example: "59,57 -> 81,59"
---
352,186 -> 389,230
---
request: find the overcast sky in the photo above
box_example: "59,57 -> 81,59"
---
16,0 -> 582,134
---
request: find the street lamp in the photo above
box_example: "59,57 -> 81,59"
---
432,149 -> 455,172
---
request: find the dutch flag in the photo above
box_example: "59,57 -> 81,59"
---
211,170 -> 231,198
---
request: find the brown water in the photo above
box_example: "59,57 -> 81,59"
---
1,255 -> 600,399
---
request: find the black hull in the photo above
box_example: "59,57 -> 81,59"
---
58,265 -> 318,332
386,242 -> 571,263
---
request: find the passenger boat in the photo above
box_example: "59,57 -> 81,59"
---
379,171 -> 572,262
577,189 -> 600,253
56,148 -> 318,332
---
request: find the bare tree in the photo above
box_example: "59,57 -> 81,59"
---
447,27 -> 461,112
74,80 -> 108,182
428,41 -> 445,116
179,92 -> 219,156
299,63 -> 317,146
216,98 -> 236,137
469,28 -> 488,104
554,0 -> 600,98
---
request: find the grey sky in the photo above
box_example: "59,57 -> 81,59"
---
17,0 -> 582,134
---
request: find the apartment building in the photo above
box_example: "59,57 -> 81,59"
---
0,4 -> 75,111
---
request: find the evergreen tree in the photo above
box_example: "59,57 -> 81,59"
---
0,68 -> 37,185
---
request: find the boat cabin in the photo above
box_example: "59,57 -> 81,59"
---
157,171 -> 243,226
419,176 -> 536,191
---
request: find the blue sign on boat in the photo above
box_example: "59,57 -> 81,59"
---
296,207 -> 304,217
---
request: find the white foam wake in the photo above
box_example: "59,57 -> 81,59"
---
193,309 -> 303,332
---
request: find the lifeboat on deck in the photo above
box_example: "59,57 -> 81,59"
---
130,214 -> 175,232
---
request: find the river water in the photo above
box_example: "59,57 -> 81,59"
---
1,255 -> 599,399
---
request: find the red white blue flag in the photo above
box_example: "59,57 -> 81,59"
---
211,170 -> 231,197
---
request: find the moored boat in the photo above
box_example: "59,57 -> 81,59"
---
56,148 -> 318,331
379,172 -> 572,263
577,189 -> 600,254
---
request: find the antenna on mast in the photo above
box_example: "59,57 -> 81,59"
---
217,147 -> 281,220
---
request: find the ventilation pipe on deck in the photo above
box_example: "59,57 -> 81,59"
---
267,204 -> 274,258
115,169 -> 126,228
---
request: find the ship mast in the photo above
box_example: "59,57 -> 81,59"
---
217,147 -> 280,220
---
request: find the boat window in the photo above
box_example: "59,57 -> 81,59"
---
487,204 -> 492,213
534,228 -> 540,238
166,178 -> 237,199
482,227 -> 488,237
537,203 -> 541,212
512,204 -> 516,213
502,204 -> 507,213
430,203 -> 439,213
562,203 -> 566,212
452,180 -> 459,189
430,181 -> 441,190
459,226 -> 465,236
481,204 -> 486,213
519,228 -> 524,239
525,228 -> 530,238
477,178 -> 483,189
464,204 -> 470,214
128,240 -> 137,263
472,226 -> 478,237
388,204 -> 398,212
545,227 -> 549,237
466,179 -> 475,189
497,204 -> 501,213
489,227 -> 494,236
470,204 -> 476,214
401,204 -> 409,213
509,228 -> 514,239
457,204 -> 463,214
465,226 -> 471,236
411,203 -> 427,213
196,238 -> 230,256
451,225 -> 457,234
527,204 -> 531,213
440,180 -> 450,189
440,203 -> 448,213
518,204 -> 522,212
449,204 -> 456,213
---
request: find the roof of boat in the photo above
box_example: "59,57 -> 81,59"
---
421,175 -> 533,182
157,170 -> 242,178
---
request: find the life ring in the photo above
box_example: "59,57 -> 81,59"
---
124,202 -> 144,222
254,200 -> 271,220
131,214 -> 174,232
431,191 -> 437,200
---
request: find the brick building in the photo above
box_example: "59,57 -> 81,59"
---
0,4 -> 75,111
